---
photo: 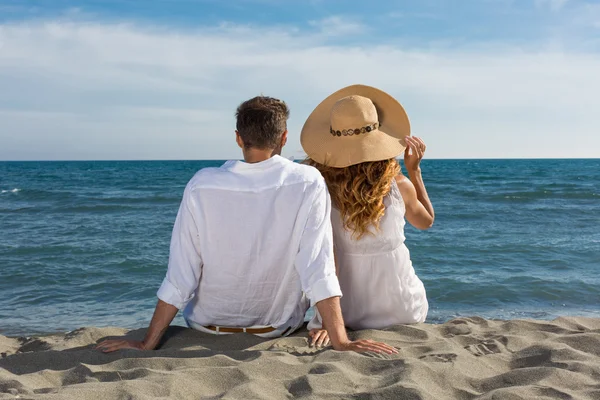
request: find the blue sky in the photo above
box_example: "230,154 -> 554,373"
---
1,0 -> 599,159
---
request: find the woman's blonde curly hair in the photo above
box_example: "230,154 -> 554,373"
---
306,158 -> 400,239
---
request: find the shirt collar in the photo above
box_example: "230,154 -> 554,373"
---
224,155 -> 288,172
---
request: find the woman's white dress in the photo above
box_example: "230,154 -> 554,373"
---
331,179 -> 428,330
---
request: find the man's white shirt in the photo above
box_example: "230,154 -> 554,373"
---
157,155 -> 341,332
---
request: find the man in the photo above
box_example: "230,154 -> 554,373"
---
97,96 -> 397,354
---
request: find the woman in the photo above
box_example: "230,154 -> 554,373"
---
301,85 -> 435,346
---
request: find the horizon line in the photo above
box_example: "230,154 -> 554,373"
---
1,157 -> 599,162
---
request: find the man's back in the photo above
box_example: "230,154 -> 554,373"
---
158,155 -> 339,331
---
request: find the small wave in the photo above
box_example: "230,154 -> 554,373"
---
488,190 -> 599,201
1,188 -> 21,194
53,204 -> 142,213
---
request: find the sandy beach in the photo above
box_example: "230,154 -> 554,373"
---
1,317 -> 599,399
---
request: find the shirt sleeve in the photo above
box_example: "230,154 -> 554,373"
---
307,308 -> 323,330
156,182 -> 203,310
294,180 -> 342,307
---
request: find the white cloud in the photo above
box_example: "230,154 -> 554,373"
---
0,19 -> 599,160
308,16 -> 365,37
534,0 -> 570,11
574,2 -> 600,28
386,11 -> 444,20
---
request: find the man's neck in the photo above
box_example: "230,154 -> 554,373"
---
242,147 -> 280,164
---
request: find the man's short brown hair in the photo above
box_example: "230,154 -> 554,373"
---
235,96 -> 289,149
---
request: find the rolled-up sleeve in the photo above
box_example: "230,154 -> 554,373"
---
157,183 -> 203,310
294,180 -> 342,306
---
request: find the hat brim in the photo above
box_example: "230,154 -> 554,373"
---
301,84 -> 410,168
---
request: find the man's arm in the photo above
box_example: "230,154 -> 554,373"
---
97,182 -> 203,352
316,297 -> 398,354
97,300 -> 178,352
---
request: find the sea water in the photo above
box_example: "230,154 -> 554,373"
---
1,159 -> 599,336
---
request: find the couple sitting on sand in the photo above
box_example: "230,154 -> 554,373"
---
98,85 -> 434,355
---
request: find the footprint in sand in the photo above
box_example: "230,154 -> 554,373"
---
464,340 -> 503,357
418,353 -> 458,363
0,380 -> 31,396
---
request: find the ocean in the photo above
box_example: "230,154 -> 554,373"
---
1,159 -> 599,336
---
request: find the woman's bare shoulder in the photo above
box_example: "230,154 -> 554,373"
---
394,174 -> 407,184
394,174 -> 417,197
394,174 -> 412,187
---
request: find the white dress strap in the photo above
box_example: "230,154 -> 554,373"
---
388,177 -> 405,211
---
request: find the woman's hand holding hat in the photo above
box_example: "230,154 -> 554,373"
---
404,136 -> 427,172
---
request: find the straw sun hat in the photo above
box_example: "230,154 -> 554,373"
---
300,84 -> 411,168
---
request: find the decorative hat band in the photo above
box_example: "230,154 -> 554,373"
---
329,122 -> 379,137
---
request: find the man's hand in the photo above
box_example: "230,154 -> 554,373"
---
334,339 -> 398,354
96,339 -> 146,353
316,296 -> 398,355
308,329 -> 330,348
95,299 -> 178,354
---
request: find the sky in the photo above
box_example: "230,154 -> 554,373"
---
0,0 -> 599,160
